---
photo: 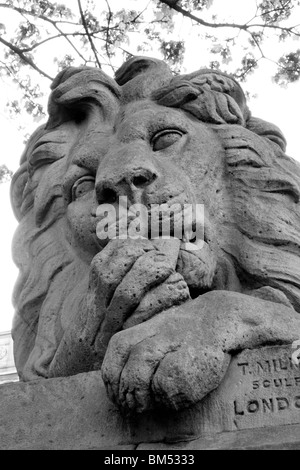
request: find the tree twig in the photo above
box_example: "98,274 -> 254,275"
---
158,0 -> 300,36
0,60 -> 46,114
103,0 -> 115,73
0,2 -> 87,63
0,36 -> 53,80
77,0 -> 101,68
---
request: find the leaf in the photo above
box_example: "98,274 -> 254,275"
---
160,40 -> 185,66
274,49 -> 300,86
0,165 -> 13,183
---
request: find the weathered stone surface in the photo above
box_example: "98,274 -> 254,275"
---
216,345 -> 300,431
0,371 -> 120,450
10,55 -> 300,421
102,293 -> 300,413
1,344 -> 300,449
137,424 -> 300,450
194,344 -> 300,434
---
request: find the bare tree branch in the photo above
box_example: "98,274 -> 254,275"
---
52,22 -> 88,63
0,59 -> 46,115
0,3 -> 67,27
0,0 -> 299,116
0,36 -> 53,80
0,2 -> 79,25
14,30 -> 136,60
250,32 -> 265,59
77,0 -> 101,68
0,2 -> 87,63
158,0 -> 300,36
103,0 -> 115,72
20,34 -> 68,52
159,0 -> 249,29
131,0 -> 152,22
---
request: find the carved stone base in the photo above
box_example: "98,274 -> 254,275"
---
197,344 -> 300,433
0,344 -> 299,449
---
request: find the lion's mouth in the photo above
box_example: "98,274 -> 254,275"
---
95,204 -> 217,298
177,223 -> 216,298
148,211 -> 216,299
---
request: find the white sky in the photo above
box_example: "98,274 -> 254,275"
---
0,0 -> 299,333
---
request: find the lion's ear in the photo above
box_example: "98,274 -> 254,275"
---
115,56 -> 172,86
115,56 -> 173,103
47,67 -> 121,130
50,66 -> 95,91
247,116 -> 287,152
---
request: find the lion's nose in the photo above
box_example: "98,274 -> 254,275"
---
130,169 -> 157,188
96,167 -> 158,204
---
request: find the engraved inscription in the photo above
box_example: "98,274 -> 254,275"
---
228,346 -> 300,427
234,396 -> 300,416
204,345 -> 300,431
237,357 -> 300,376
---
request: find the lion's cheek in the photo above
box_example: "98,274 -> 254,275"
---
66,199 -> 101,259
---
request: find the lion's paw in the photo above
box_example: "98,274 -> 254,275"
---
101,314 -> 230,413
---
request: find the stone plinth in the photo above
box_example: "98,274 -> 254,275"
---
211,344 -> 300,431
0,331 -> 18,384
1,344 -> 300,450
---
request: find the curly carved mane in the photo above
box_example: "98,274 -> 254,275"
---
10,57 -> 300,380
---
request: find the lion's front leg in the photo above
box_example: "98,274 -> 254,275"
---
49,238 -> 190,377
102,291 -> 300,413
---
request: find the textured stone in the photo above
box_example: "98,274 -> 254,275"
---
189,343 -> 300,435
136,424 -> 300,450
1,344 -> 300,449
215,345 -> 300,431
9,56 -> 300,420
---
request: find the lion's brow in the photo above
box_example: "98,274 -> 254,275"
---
115,101 -> 156,127
71,154 -> 100,174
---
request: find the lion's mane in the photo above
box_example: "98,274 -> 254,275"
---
10,57 -> 300,380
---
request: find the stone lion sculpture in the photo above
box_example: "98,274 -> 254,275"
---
11,56 -> 300,413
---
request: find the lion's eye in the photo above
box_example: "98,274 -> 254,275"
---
151,130 -> 184,151
71,176 -> 95,201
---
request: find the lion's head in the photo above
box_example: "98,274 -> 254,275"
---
10,56 -> 300,382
